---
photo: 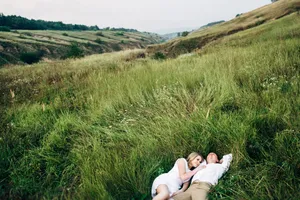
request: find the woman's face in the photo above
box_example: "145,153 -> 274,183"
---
190,155 -> 202,168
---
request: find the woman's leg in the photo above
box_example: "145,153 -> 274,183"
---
153,184 -> 170,200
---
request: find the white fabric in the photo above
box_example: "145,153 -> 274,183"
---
191,154 -> 232,185
200,159 -> 207,166
151,158 -> 191,197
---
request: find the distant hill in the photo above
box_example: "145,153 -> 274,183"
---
161,32 -> 179,41
161,21 -> 225,41
0,17 -> 163,66
147,0 -> 300,57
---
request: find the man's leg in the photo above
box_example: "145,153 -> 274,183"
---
190,182 -> 211,200
172,184 -> 198,200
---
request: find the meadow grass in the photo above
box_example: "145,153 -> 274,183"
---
0,13 -> 300,199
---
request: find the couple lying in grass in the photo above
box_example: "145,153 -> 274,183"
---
151,152 -> 233,200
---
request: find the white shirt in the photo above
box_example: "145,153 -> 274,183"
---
192,154 -> 233,185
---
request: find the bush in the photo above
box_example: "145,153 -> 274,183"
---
94,38 -> 103,44
181,31 -> 189,37
23,32 -> 33,36
95,32 -> 104,37
0,26 -> 11,32
152,51 -> 166,60
115,32 -> 124,36
111,43 -> 121,51
62,33 -> 68,36
63,43 -> 84,59
20,50 -> 44,64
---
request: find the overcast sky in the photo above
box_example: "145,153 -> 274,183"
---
1,0 -> 271,34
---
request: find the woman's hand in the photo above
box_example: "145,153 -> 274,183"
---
170,190 -> 183,198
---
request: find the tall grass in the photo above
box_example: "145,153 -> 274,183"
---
0,14 -> 299,199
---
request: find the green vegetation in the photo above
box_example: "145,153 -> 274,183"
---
94,38 -> 103,44
152,51 -> 166,60
20,50 -> 44,64
0,13 -> 99,31
115,31 -> 124,36
181,31 -> 189,37
95,32 -> 104,37
0,11 -> 299,199
0,29 -> 163,67
0,26 -> 10,32
62,43 -> 84,59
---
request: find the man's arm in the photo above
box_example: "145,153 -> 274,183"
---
220,153 -> 233,172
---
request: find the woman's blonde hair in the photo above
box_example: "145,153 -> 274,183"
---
186,152 -> 203,165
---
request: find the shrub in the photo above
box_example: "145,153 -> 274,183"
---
94,38 -> 103,44
255,20 -> 266,26
0,26 -> 11,32
23,32 -> 33,36
95,32 -> 104,37
115,32 -> 124,36
63,43 -> 84,59
62,33 -> 68,36
20,50 -> 44,64
152,51 -> 166,60
111,43 -> 121,51
181,31 -> 189,37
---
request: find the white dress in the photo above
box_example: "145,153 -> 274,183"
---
151,158 -> 190,198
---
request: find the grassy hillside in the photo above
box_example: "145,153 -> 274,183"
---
0,10 -> 300,200
147,0 -> 300,57
0,30 -> 162,66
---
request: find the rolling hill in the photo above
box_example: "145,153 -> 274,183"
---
0,28 -> 163,67
147,0 -> 300,57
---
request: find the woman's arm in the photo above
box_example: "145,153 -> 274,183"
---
177,158 -> 205,182
170,182 -> 189,197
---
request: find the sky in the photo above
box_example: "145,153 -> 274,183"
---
0,0 -> 271,34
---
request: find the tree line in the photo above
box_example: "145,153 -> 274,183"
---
0,13 -> 137,32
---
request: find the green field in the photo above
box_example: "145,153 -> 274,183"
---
0,30 -> 162,66
1,3 -> 300,200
